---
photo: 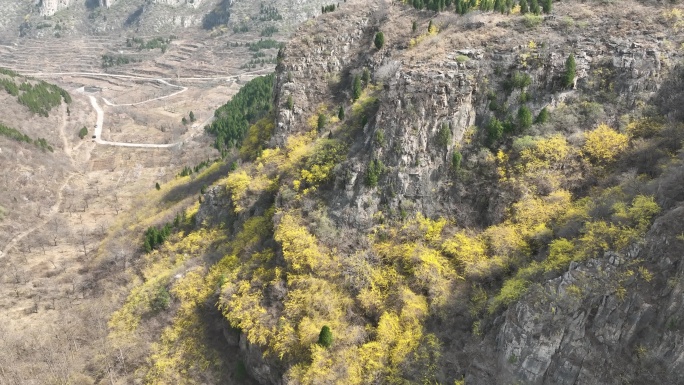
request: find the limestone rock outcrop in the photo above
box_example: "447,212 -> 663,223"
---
39,0 -> 75,16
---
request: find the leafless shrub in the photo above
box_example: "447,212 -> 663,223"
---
375,60 -> 400,82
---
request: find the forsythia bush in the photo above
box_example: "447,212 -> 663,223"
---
582,124 -> 629,163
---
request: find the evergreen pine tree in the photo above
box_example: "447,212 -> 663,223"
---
454,0 -> 461,13
542,0 -> 551,13
563,53 -> 576,88
530,0 -> 540,14
452,151 -> 462,171
412,20 -> 417,32
535,107 -> 549,124
352,75 -> 362,101
520,0 -> 529,14
362,68 -> 371,86
338,106 -> 345,120
317,113 -> 327,130
155,182 -> 161,190
518,106 -> 533,130
494,0 -> 504,13
374,31 -> 385,49
487,117 -> 504,144
318,326 -> 333,348
460,0 -> 469,14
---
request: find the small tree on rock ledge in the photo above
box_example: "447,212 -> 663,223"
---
563,53 -> 576,89
352,75 -> 362,101
374,31 -> 385,50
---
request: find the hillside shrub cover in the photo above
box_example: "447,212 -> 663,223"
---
0,122 -> 53,152
0,70 -> 71,117
108,11 -> 683,383
407,0 -> 551,14
206,74 -> 275,150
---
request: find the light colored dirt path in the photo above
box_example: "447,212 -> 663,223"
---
57,104 -> 74,164
87,94 -> 182,148
101,79 -> 188,107
1,68 -> 272,148
1,67 -> 268,254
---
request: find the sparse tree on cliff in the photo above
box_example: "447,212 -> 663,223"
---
374,31 -> 385,50
535,107 -> 549,124
563,53 -> 576,88
518,106 -> 533,130
352,75 -> 362,101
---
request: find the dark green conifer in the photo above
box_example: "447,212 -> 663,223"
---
352,75 -> 362,100
535,107 -> 549,124
530,0 -> 540,14
518,106 -> 533,130
563,54 -> 576,88
318,326 -> 333,348
374,31 -> 385,49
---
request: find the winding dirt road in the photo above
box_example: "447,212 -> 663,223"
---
87,93 -> 182,148
101,79 -> 188,107
0,68 -> 270,256
77,70 -> 269,148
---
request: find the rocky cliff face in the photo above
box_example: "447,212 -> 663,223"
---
39,0 -> 75,16
38,0 -> 198,16
255,0 -> 684,383
38,0 -> 119,15
275,4 -> 675,229
274,5 -> 482,228
479,203 -> 684,385
37,0 -> 201,18
153,0 -> 203,8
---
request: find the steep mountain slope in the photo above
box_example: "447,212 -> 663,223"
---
0,0 -> 337,39
0,69 -> 76,253
109,0 -> 684,384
